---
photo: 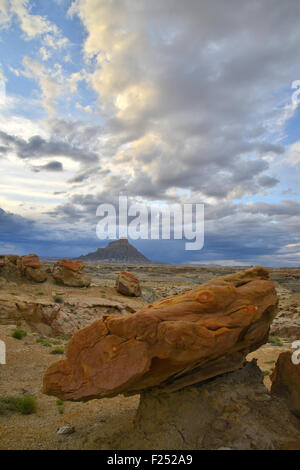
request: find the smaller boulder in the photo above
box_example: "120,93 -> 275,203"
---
52,259 -> 91,287
20,254 -> 47,283
270,350 -> 300,418
116,271 -> 141,297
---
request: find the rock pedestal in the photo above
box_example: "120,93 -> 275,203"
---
113,361 -> 300,450
271,350 -> 300,418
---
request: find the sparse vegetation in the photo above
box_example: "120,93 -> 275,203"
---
36,337 -> 52,347
268,335 -> 283,347
11,329 -> 27,340
56,398 -> 64,414
53,295 -> 64,304
36,292 -> 44,296
50,346 -> 65,355
0,396 -> 37,415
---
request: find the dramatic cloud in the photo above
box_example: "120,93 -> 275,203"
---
1,1 -> 300,265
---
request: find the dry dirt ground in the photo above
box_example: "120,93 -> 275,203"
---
0,264 -> 299,450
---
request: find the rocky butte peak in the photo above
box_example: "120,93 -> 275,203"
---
76,239 -> 154,265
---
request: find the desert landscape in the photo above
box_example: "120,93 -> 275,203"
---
0,246 -> 300,450
1,0 -> 300,454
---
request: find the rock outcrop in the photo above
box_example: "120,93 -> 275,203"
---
52,259 -> 91,287
43,266 -> 278,401
111,361 -> 300,450
0,255 -> 22,282
0,253 -> 47,283
271,350 -> 300,418
0,292 -> 129,336
116,271 -> 141,297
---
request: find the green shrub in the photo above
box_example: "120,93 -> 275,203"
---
11,329 -> 27,340
268,335 -> 283,347
36,337 -> 51,347
56,398 -> 63,406
16,396 -> 37,415
0,395 -> 37,415
36,292 -> 44,296
50,347 -> 64,355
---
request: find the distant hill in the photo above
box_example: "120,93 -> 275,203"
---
76,238 -> 154,265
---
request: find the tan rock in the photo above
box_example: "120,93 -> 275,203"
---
0,255 -> 22,281
43,266 -> 278,401
112,361 -> 300,450
52,258 -> 91,287
270,350 -> 300,417
116,271 -> 141,297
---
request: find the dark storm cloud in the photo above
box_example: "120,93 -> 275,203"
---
32,160 -> 63,172
0,130 -> 99,164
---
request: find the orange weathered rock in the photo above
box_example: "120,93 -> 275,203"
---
116,271 -> 141,297
43,266 -> 278,401
21,254 -> 41,269
270,350 -> 300,418
52,258 -> 91,287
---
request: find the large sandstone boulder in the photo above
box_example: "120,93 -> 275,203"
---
20,254 -> 47,283
52,259 -> 91,287
116,271 -> 141,297
271,350 -> 300,418
43,266 -> 278,401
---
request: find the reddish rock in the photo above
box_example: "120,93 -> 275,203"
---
56,259 -> 84,272
52,258 -> 91,287
43,266 -> 278,401
20,254 -> 47,283
116,271 -> 141,297
21,254 -> 41,269
270,350 -> 300,418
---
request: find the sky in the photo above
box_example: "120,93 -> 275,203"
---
0,0 -> 300,266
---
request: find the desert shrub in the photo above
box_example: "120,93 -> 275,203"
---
16,396 -> 37,414
50,347 -> 64,355
268,335 -> 283,347
56,398 -> 64,414
0,396 -> 37,415
52,339 -> 62,345
36,338 -> 51,347
53,295 -> 63,304
36,292 -> 44,296
11,329 -> 27,340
